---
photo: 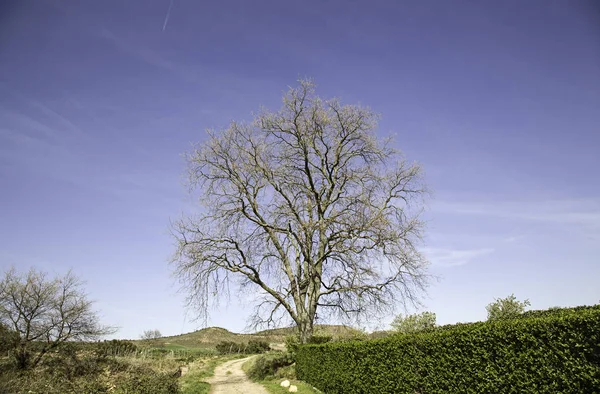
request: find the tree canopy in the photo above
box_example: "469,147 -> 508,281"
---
486,294 -> 531,320
172,80 -> 429,342
0,267 -> 114,368
390,311 -> 436,333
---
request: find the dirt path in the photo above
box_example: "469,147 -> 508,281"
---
207,356 -> 268,394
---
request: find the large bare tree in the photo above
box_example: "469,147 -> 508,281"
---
0,267 -> 114,368
172,80 -> 429,343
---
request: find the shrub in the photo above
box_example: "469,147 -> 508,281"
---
369,330 -> 392,339
0,341 -> 187,394
95,339 -> 138,357
297,304 -> 600,393
309,335 -> 333,345
0,323 -> 19,352
274,363 -> 297,380
511,304 -> 596,320
0,356 -> 114,394
246,340 -> 270,354
486,294 -> 531,320
336,330 -> 369,343
216,341 -> 244,354
0,354 -> 182,394
284,335 -> 300,354
391,311 -> 437,333
42,345 -> 104,379
215,340 -> 270,354
113,372 -> 180,394
247,352 -> 295,380
285,334 -> 332,355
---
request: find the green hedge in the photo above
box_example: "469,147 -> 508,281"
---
215,340 -> 270,354
296,305 -> 600,393
514,304 -> 599,320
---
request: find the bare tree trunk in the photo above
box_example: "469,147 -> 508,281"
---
297,318 -> 314,344
15,344 -> 30,369
30,347 -> 48,368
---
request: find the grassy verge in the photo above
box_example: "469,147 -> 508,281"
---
258,379 -> 321,394
241,354 -> 256,374
242,355 -> 321,394
180,354 -> 245,394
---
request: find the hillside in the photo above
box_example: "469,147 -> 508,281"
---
141,325 -> 364,350
255,324 -> 364,338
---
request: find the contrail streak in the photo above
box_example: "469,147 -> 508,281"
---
162,0 -> 174,31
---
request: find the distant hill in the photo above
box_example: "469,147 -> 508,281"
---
140,324 -> 364,350
255,324 -> 364,338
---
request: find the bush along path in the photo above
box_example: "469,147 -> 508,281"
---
207,356 -> 268,394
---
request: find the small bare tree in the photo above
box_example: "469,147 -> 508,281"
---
140,329 -> 162,340
0,267 -> 114,368
172,80 -> 429,343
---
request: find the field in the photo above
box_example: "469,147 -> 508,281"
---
0,341 -> 241,394
0,324 -> 357,394
3,306 -> 598,393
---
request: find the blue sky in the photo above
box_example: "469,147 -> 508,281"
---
1,0 -> 598,339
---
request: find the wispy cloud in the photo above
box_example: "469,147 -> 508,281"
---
0,107 -> 179,209
0,108 -> 59,141
433,199 -> 600,238
0,88 -> 86,173
422,247 -> 495,267
26,98 -> 85,139
95,28 -> 277,104
0,91 -> 90,165
503,235 -> 525,243
97,28 -> 202,84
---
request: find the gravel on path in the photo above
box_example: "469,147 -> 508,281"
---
207,356 -> 269,394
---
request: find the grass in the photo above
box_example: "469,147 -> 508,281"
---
259,379 -> 322,394
0,350 -> 186,394
242,355 -> 321,394
179,354 -> 245,394
1,327 -> 314,394
179,363 -> 211,394
241,355 -> 257,374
